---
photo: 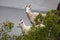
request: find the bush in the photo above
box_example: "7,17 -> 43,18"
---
3,21 -> 14,32
21,10 -> 60,40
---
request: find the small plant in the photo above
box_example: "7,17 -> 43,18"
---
3,21 -> 14,32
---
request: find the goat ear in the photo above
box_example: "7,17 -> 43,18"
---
29,4 -> 31,7
25,4 -> 27,7
20,19 -> 22,21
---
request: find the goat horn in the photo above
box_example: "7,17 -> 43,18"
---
20,18 -> 22,21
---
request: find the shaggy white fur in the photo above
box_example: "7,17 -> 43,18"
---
18,19 -> 31,34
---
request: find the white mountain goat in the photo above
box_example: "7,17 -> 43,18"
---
18,19 -> 45,34
18,19 -> 31,34
25,4 -> 46,24
25,4 -> 45,27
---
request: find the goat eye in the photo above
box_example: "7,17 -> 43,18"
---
21,22 -> 23,23
19,23 -> 20,25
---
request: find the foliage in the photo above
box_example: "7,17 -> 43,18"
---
3,21 -> 14,32
0,33 -> 18,40
0,33 -> 11,40
20,10 -> 60,40
0,10 -> 60,40
34,13 -> 43,25
24,25 -> 48,40
0,21 -> 14,40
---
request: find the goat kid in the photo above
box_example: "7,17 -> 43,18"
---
18,19 -> 31,34
18,19 -> 45,34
